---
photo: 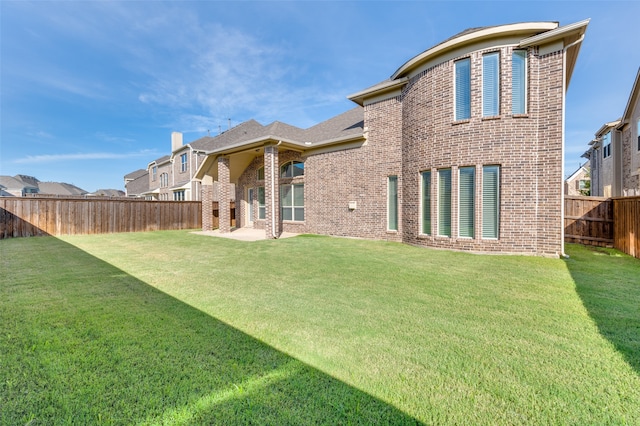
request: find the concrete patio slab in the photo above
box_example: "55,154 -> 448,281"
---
191,228 -> 299,242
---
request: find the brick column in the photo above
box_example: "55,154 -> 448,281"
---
201,184 -> 214,231
218,156 -> 231,233
264,144 -> 280,239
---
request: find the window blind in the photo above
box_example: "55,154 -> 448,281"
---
388,176 -> 398,231
421,171 -> 431,235
459,167 -> 475,238
512,50 -> 526,114
482,166 -> 500,238
438,169 -> 452,237
483,52 -> 499,117
455,59 -> 471,120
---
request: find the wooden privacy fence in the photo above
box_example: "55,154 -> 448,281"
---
564,196 -> 614,247
564,195 -> 640,259
0,198 -> 201,239
613,196 -> 640,259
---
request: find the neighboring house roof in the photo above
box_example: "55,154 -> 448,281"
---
0,175 -> 38,192
617,67 -> 640,130
566,162 -> 590,182
124,169 -> 147,181
14,174 -> 40,187
38,181 -> 88,196
90,189 -> 126,197
595,119 -> 622,138
125,171 -> 149,196
150,155 -> 171,167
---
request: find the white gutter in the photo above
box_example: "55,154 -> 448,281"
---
560,33 -> 585,257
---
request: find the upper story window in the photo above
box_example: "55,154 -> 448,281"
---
512,50 -> 527,114
602,131 -> 612,158
482,52 -> 500,117
454,58 -> 471,121
280,160 -> 304,178
257,166 -> 265,181
180,153 -> 188,172
152,166 -> 157,181
160,172 -> 169,188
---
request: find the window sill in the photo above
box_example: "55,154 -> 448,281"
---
282,220 -> 305,224
512,113 -> 529,118
452,119 -> 470,126
481,115 -> 500,121
386,230 -> 398,234
417,233 -> 431,239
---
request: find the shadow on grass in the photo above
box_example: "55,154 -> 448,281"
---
0,237 -> 420,425
564,243 -> 640,376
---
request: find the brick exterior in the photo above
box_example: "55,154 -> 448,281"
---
218,156 -> 231,233
192,23 -> 586,257
201,184 -> 214,231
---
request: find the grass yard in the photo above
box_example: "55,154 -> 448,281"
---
1,231 -> 639,425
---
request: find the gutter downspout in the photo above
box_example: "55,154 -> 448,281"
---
561,34 -> 585,257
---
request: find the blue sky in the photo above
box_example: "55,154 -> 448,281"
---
1,1 -> 639,192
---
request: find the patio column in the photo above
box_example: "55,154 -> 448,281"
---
218,156 -> 231,233
264,143 -> 280,239
201,183 -> 214,231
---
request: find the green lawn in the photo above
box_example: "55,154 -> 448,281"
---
1,231 -> 639,425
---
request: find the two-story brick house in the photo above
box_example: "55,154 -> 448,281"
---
583,68 -> 640,197
185,20 -> 589,257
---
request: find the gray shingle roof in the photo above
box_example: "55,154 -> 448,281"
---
38,182 -> 88,196
0,175 -> 38,191
305,107 -> 364,143
124,169 -> 147,180
125,171 -> 149,196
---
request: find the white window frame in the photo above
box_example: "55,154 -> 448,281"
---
603,131 -> 612,159
257,187 -> 265,220
458,166 -> 475,238
482,165 -> 500,240
420,171 -> 432,236
280,183 -> 304,222
438,169 -> 452,237
280,161 -> 304,178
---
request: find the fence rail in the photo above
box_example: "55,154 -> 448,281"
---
0,198 -> 202,239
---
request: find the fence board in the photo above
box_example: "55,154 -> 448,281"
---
0,198 -> 205,239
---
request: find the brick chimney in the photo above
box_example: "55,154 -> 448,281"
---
171,132 -> 183,152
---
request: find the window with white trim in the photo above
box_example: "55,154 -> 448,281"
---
454,58 -> 471,121
173,190 -> 185,201
421,171 -> 431,235
482,166 -> 500,239
603,131 -> 612,158
482,52 -> 500,117
180,153 -> 188,172
438,169 -> 452,237
281,184 -> 304,221
152,166 -> 157,181
257,187 -> 265,220
458,167 -> 475,238
280,161 -> 304,178
512,50 -> 527,114
160,173 -> 168,188
388,176 -> 398,231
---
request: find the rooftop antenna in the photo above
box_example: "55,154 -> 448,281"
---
207,129 -> 210,136
218,125 -> 222,135
228,118 -> 231,130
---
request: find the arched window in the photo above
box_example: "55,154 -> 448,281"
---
280,161 -> 304,178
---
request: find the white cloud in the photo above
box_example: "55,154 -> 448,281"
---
13,150 -> 158,164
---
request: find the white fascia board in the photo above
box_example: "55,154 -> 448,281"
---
519,19 -> 590,48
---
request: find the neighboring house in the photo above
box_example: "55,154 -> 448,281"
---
565,162 -> 590,196
584,68 -> 640,197
37,181 -> 88,197
185,19 -> 588,257
0,175 -> 39,197
124,169 -> 149,198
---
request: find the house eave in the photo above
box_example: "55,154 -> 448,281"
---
347,78 -> 408,106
